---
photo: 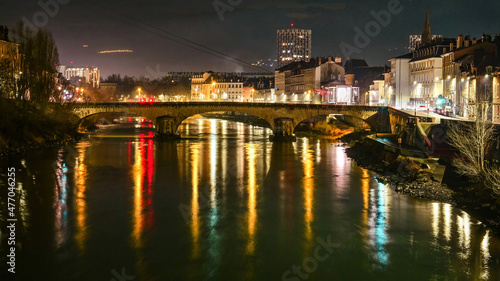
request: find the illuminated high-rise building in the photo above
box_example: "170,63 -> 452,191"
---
276,24 -> 311,68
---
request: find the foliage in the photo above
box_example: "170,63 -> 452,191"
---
102,74 -> 191,99
0,43 -> 19,99
0,98 -> 78,153
13,22 -> 59,105
446,102 -> 500,194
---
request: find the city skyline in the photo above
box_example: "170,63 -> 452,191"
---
2,0 -> 500,78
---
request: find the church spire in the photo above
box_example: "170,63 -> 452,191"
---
421,10 -> 432,46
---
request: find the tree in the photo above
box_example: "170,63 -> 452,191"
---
13,22 -> 59,106
446,102 -> 500,194
0,42 -> 19,99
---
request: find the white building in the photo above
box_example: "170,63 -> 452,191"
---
408,41 -> 455,108
190,72 -> 243,101
58,65 -> 100,88
368,74 -> 392,106
325,85 -> 360,105
388,53 -> 411,108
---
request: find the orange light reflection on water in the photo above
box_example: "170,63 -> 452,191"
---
301,139 -> 314,248
246,144 -> 258,255
74,142 -> 90,254
190,143 -> 201,259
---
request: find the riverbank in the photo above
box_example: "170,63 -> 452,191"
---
295,119 -> 354,139
344,134 -> 500,231
0,99 -> 79,157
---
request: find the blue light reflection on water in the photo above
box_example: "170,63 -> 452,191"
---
375,182 -> 388,266
1,117 -> 499,281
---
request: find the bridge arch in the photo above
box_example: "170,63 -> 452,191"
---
68,102 -> 390,140
293,113 -> 372,133
74,111 -> 144,133
165,109 -> 274,133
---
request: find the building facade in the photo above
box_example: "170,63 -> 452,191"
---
0,26 -> 20,99
325,85 -> 360,105
408,41 -> 453,108
275,57 -> 345,103
58,65 -> 100,88
190,72 -> 243,101
368,74 -> 392,106
493,71 -> 500,123
277,25 -> 312,68
388,53 -> 411,108
440,35 -> 498,118
409,34 -> 443,53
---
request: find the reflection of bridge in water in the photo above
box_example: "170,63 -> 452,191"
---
69,102 -> 394,141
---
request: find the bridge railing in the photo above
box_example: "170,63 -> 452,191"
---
67,101 -> 387,112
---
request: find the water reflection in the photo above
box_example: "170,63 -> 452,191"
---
190,143 -> 201,259
246,144 -> 258,255
131,134 -> 155,250
74,142 -> 90,253
3,118 -> 500,281
208,134 -> 221,268
301,138 -> 314,248
458,211 -> 472,260
429,200 -> 497,280
367,182 -> 390,266
361,169 -> 370,233
54,149 -> 69,248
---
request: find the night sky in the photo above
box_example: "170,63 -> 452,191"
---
2,0 -> 500,78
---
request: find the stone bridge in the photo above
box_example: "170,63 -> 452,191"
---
68,102 -> 391,140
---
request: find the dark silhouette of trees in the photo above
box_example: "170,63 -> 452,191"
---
0,42 -> 19,99
13,22 -> 59,106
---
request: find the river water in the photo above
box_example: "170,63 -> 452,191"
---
1,117 -> 499,281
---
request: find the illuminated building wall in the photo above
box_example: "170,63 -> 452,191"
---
276,25 -> 312,68
190,72 -> 243,101
326,85 -> 360,105
408,34 -> 443,52
388,54 -> 411,108
409,52 -> 444,108
493,75 -> 500,123
275,57 -> 344,103
58,65 -> 100,88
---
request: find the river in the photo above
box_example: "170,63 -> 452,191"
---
0,116 -> 499,281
